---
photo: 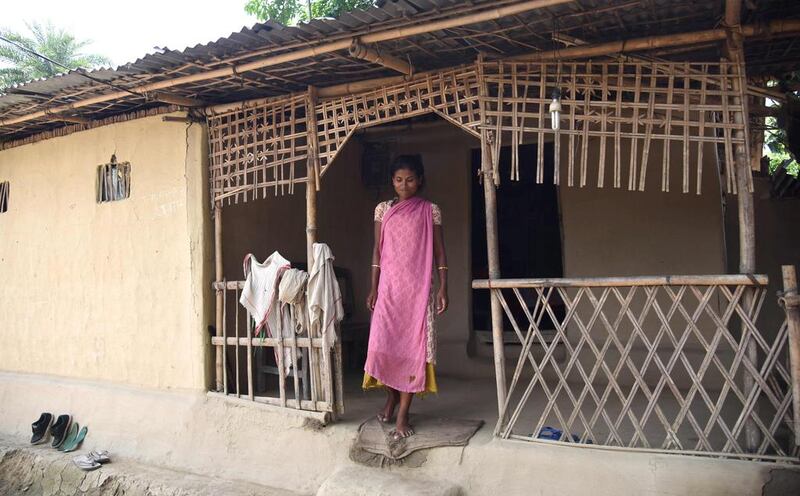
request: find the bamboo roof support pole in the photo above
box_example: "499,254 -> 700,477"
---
348,40 -> 413,76
306,86 -> 328,413
781,265 -> 800,445
512,19 -> 800,63
724,0 -> 760,452
477,55 -> 508,428
214,202 -> 224,392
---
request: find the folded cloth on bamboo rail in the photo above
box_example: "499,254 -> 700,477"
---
240,251 -> 291,335
308,243 -> 344,350
240,252 -> 298,375
278,268 -> 309,335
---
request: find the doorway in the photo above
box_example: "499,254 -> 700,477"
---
471,142 -> 565,344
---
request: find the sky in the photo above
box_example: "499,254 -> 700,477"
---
2,0 -> 258,67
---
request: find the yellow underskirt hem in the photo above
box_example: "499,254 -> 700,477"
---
362,363 -> 438,395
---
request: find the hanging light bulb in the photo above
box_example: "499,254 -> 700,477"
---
549,87 -> 562,131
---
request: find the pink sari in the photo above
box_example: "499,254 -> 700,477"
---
365,196 -> 433,393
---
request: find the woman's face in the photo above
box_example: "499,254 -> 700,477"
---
392,168 -> 421,200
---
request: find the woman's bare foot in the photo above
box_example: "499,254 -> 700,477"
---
392,391 -> 415,439
377,388 -> 399,423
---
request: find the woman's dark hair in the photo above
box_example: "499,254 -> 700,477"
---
389,154 -> 425,189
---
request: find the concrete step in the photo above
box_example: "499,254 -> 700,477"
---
0,442 -> 302,496
317,466 -> 461,496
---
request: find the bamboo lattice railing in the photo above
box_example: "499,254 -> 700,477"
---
210,280 -> 338,415
472,274 -> 799,462
206,58 -> 751,205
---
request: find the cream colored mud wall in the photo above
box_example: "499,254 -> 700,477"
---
0,113 -> 212,391
554,139 -> 729,388
559,138 -> 726,277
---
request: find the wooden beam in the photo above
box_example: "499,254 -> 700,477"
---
0,0 -> 571,128
781,265 -> 800,446
305,86 -> 325,411
512,19 -> 800,62
150,92 -> 205,107
55,115 -> 91,125
477,55 -> 508,428
724,0 -> 760,453
472,274 -> 769,289
348,40 -> 413,76
561,33 -> 785,103
318,75 -> 409,98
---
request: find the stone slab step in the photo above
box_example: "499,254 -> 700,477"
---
317,466 -> 461,496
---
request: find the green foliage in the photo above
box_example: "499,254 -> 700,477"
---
244,0 -> 374,25
244,0 -> 306,25
0,22 -> 110,91
764,74 -> 800,178
765,128 -> 799,176
309,0 -> 374,19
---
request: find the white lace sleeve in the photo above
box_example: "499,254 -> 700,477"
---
374,201 -> 391,222
432,203 -> 442,226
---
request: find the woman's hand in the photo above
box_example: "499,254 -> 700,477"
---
366,290 -> 378,312
436,288 -> 449,315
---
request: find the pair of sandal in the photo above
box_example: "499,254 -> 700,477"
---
376,413 -> 415,441
73,451 -> 111,471
30,413 -> 88,452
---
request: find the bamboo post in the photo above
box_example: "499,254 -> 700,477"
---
781,266 -> 800,445
477,55 -> 508,420
305,87 -> 319,277
724,2 -> 760,451
306,86 -> 327,412
214,202 -> 224,392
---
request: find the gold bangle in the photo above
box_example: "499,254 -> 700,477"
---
437,266 -> 448,270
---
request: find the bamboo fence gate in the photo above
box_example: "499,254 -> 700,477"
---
473,272 -> 800,462
211,280 -> 339,414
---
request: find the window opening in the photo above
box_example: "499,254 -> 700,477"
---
97,154 -> 131,203
0,181 -> 8,213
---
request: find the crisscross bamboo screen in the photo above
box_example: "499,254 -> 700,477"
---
207,58 -> 751,204
473,275 -> 798,461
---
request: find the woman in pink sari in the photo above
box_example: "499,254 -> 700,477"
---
364,155 -> 448,440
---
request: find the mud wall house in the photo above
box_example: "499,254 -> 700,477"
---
1,1 -> 800,495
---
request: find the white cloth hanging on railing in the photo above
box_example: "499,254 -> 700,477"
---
308,243 -> 344,351
278,268 -> 309,335
239,251 -> 291,335
240,251 -> 297,375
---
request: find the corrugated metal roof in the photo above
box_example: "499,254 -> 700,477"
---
1,0 -> 799,145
